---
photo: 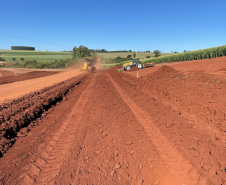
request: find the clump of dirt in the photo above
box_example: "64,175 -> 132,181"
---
0,74 -> 84,157
0,71 -> 60,85
218,68 -> 226,71
113,65 -> 123,70
127,67 -> 139,72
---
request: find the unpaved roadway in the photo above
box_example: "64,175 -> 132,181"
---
0,70 -> 82,103
0,57 -> 226,185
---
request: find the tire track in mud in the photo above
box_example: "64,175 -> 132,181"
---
20,74 -> 96,185
107,73 -> 209,185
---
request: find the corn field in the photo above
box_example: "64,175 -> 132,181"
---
144,45 -> 226,64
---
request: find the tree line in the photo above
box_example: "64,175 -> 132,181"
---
11,46 -> 35,51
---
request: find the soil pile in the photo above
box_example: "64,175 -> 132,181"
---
152,65 -> 178,75
145,65 -> 180,80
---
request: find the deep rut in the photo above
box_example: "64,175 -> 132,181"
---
20,75 -> 96,185
107,73 -> 209,185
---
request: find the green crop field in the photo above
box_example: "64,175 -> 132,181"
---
0,50 -> 73,62
96,52 -> 173,59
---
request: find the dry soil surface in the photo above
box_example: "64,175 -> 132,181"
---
0,69 -> 82,103
0,57 -> 226,185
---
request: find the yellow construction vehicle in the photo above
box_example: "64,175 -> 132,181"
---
123,58 -> 155,71
79,57 -> 96,73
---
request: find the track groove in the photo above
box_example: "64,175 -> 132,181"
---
107,73 -> 209,185
20,75 -> 96,185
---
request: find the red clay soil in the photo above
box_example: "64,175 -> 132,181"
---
128,67 -> 139,72
0,57 -> 226,184
113,64 -> 123,70
0,70 -> 60,85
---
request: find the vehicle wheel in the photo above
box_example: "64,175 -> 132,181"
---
136,62 -> 143,69
125,65 -> 131,71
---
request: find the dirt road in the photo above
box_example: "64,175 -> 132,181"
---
0,69 -> 82,103
0,57 -> 226,184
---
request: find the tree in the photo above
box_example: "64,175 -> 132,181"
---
129,50 -> 132,53
133,52 -> 136,58
12,58 -> 16,61
174,51 -> 178,53
72,45 -> 92,59
183,50 -> 187,53
21,57 -> 24,61
153,50 -> 161,57
127,54 -> 132,59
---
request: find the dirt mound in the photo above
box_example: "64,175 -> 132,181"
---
0,71 -> 60,85
154,65 -> 178,74
146,65 -> 179,78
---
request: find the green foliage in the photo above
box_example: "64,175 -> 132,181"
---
146,55 -> 151,58
72,45 -> 92,59
153,50 -> 161,57
133,52 -> 136,58
144,45 -> 226,65
10,58 -> 79,69
11,46 -> 35,50
127,54 -> 132,59
12,58 -> 16,61
0,57 -> 6,61
21,57 -> 24,61
100,56 -> 131,65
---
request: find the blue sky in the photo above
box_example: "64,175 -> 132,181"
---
0,0 -> 226,52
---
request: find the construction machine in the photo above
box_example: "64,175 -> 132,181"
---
79,57 -> 96,73
123,58 -> 155,71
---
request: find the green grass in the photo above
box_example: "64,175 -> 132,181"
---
0,50 -> 73,62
